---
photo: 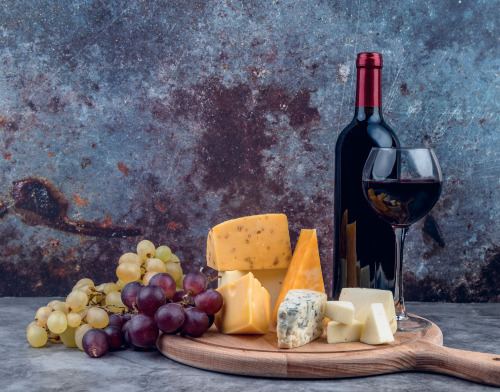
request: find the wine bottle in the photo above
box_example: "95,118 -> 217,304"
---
333,52 -> 400,298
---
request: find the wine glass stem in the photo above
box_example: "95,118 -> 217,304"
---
393,226 -> 408,321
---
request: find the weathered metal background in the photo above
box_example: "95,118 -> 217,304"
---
0,0 -> 499,300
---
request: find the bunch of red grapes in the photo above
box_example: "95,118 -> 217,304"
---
82,270 -> 223,358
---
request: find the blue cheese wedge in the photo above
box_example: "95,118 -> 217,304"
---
277,289 -> 326,349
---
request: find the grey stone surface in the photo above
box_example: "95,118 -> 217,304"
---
0,0 -> 499,299
3,297 -> 500,391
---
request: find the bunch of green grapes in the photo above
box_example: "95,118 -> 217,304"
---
26,240 -> 185,358
116,240 -> 184,289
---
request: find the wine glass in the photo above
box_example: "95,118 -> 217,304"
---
362,147 -> 443,331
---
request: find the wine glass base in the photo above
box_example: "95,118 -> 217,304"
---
396,314 -> 432,332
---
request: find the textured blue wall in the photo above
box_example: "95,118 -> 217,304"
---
0,0 -> 499,300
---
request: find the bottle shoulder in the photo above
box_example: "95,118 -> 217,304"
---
336,113 -> 399,149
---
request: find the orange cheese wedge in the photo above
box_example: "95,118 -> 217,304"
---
271,229 -> 326,324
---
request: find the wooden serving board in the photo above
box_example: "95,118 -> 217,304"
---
157,314 -> 500,386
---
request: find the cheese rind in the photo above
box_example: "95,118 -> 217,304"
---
206,214 -> 292,271
360,303 -> 394,345
215,272 -> 270,334
327,319 -> 364,343
272,229 -> 326,323
339,288 -> 397,334
277,289 -> 326,349
218,269 -> 287,313
325,301 -> 355,325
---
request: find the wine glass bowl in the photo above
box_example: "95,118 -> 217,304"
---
362,148 -> 442,331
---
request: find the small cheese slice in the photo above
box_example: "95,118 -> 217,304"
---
327,319 -> 364,343
215,272 -> 270,334
325,301 -> 355,325
360,303 -> 394,345
277,289 -> 326,349
206,214 -> 292,271
272,229 -> 326,324
339,288 -> 397,334
218,269 -> 287,313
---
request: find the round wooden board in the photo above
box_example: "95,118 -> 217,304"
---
157,314 -> 444,379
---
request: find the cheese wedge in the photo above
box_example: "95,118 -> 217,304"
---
207,214 -> 292,271
360,303 -> 394,345
215,272 -> 270,334
218,268 -> 287,313
271,229 -> 326,324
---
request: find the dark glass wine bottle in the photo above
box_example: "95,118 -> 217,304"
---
333,52 -> 400,299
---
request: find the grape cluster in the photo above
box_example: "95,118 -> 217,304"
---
26,240 -> 222,359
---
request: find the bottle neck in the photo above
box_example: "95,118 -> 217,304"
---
355,66 -> 382,108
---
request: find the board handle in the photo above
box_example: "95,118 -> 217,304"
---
414,341 -> 500,387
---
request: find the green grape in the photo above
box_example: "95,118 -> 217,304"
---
101,282 -> 121,294
137,239 -> 155,260
106,291 -> 126,313
176,274 -> 185,289
86,307 -> 109,329
66,289 -> 89,313
165,261 -> 183,282
47,310 -> 68,334
118,252 -> 142,266
116,262 -> 141,283
47,331 -> 62,343
116,279 -> 127,289
143,271 -> 158,285
35,306 -> 53,328
60,326 -> 77,348
27,323 -> 48,348
170,253 -> 180,262
67,312 -> 82,328
145,258 -> 166,273
155,245 -> 172,262
73,278 -> 94,289
75,324 -> 93,351
47,300 -> 69,314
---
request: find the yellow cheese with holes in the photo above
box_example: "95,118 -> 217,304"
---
207,214 -> 292,271
271,229 -> 326,324
218,268 -> 287,313
215,272 -> 270,334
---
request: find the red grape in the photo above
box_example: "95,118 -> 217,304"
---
108,314 -> 126,329
149,273 -> 176,299
104,326 -> 124,349
194,289 -> 223,315
172,290 -> 195,305
82,329 -> 110,358
182,271 -> 207,295
121,281 -> 144,309
127,314 -> 159,348
136,285 -> 166,315
155,303 -> 185,334
182,307 -> 209,337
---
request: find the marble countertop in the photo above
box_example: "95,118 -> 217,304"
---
2,298 -> 499,392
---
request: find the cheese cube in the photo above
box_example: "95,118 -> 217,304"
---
272,229 -> 326,323
325,301 -> 355,325
360,303 -> 395,345
327,320 -> 364,343
207,214 -> 292,271
277,289 -> 326,349
339,288 -> 397,334
218,269 -> 287,313
215,272 -> 270,334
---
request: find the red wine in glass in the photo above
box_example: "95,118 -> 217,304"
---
362,147 -> 443,331
363,179 -> 442,227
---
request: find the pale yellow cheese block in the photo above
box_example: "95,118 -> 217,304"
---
327,319 -> 364,343
325,301 -> 355,325
218,269 -> 287,313
207,214 -> 292,271
215,272 -> 270,334
360,303 -> 395,345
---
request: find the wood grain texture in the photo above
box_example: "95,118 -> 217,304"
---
157,315 -> 500,386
